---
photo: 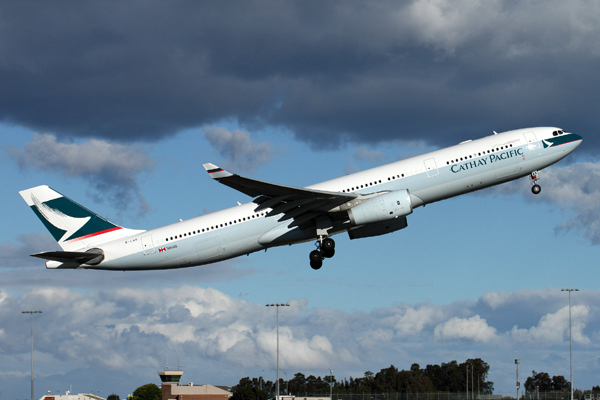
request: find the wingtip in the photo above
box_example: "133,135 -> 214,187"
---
203,163 -> 233,179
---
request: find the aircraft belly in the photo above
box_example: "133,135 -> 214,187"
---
258,223 -> 313,246
195,235 -> 224,261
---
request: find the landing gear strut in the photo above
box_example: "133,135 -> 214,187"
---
530,171 -> 541,195
309,237 -> 336,270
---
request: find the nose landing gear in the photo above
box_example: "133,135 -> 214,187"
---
530,171 -> 541,195
309,237 -> 336,270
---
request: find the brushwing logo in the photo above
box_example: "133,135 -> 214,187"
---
31,194 -> 90,243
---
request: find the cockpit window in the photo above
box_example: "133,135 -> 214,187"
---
553,130 -> 565,136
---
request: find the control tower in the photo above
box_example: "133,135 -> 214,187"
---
158,370 -> 184,385
157,370 -> 231,400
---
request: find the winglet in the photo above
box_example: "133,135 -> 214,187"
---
203,163 -> 233,179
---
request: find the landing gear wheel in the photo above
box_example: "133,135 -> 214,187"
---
531,184 -> 541,195
321,238 -> 335,258
310,249 -> 322,262
322,248 -> 335,258
309,250 -> 323,270
322,238 -> 335,251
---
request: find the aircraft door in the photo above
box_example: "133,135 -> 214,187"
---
424,158 -> 439,177
141,235 -> 155,255
523,131 -> 540,150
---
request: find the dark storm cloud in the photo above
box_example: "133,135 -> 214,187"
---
1,1 -> 598,150
203,126 -> 274,173
7,133 -> 155,214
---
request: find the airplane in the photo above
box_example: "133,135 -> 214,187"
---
19,126 -> 582,271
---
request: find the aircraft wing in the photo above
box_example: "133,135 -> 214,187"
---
203,163 -> 357,227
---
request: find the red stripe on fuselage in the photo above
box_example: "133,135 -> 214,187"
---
64,226 -> 123,242
554,139 -> 583,146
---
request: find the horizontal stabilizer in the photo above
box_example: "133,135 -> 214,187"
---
31,249 -> 104,265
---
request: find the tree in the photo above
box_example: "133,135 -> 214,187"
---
464,358 -> 494,395
525,371 -> 552,393
552,375 -> 570,392
231,377 -> 268,400
231,386 -> 268,400
132,384 -> 162,400
107,395 -> 120,400
289,372 -> 307,395
424,360 -> 463,392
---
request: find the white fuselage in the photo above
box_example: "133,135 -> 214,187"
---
73,127 -> 581,270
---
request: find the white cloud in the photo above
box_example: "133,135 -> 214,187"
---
8,133 -> 155,215
480,161 -> 600,245
510,304 -> 590,345
203,126 -> 274,173
3,286 -> 600,399
386,305 -> 446,336
433,315 -> 497,342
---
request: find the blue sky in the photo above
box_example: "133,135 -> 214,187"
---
1,1 -> 600,400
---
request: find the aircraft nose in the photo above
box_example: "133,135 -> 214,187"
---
571,133 -> 583,147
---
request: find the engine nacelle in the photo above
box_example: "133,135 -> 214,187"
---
348,216 -> 408,239
347,189 -> 413,226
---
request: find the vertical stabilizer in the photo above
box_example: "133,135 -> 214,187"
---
19,185 -> 140,251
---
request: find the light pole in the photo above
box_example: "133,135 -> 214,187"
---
22,311 -> 42,400
515,359 -> 521,400
470,364 -> 473,400
266,303 -> 289,400
466,364 -> 469,400
329,368 -> 333,400
561,289 -> 578,400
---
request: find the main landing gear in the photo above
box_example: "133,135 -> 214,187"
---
530,170 -> 541,195
309,237 -> 335,270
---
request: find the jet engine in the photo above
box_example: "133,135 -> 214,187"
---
347,189 -> 413,226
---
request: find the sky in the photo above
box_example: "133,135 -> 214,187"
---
1,1 -> 600,399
